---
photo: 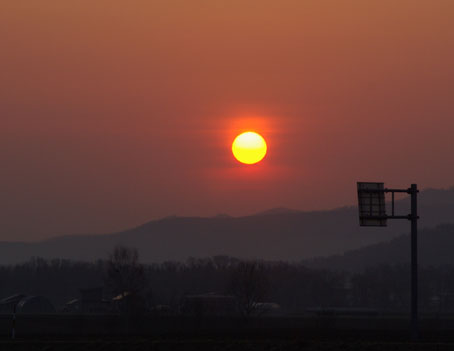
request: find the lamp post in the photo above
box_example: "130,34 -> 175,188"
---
357,182 -> 419,340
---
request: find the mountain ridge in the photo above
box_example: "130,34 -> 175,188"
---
0,187 -> 454,265
305,223 -> 454,272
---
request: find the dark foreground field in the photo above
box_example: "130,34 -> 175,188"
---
3,315 -> 454,350
2,338 -> 454,351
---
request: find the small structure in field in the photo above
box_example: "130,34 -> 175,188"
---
63,287 -> 111,314
253,302 -> 282,316
16,296 -> 55,314
180,293 -> 237,316
0,294 -> 55,314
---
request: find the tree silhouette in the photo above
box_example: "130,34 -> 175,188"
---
106,245 -> 147,315
229,260 -> 269,317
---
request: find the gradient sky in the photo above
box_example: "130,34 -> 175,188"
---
1,1 -> 454,241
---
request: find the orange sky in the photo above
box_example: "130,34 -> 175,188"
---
1,1 -> 454,240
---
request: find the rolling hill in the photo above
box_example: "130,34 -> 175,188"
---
0,187 -> 453,264
305,223 -> 454,272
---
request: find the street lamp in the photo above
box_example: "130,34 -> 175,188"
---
357,182 -> 419,340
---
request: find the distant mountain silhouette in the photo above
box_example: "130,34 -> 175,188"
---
305,223 -> 454,272
254,207 -> 301,215
0,187 -> 454,264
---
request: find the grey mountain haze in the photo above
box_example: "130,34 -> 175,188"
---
1,187 -> 454,265
306,223 -> 454,272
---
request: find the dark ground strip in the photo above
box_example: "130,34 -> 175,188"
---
1,339 -> 454,351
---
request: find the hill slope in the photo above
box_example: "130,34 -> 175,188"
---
306,223 -> 454,272
0,187 -> 454,264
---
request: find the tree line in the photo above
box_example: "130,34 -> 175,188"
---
1,246 -> 454,314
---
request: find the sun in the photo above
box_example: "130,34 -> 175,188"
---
232,131 -> 267,165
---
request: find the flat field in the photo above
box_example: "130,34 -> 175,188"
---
1,338 -> 454,351
1,315 -> 454,350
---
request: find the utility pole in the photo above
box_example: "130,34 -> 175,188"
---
410,184 -> 418,340
357,182 -> 419,340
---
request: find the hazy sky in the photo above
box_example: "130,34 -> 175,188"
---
1,1 -> 454,241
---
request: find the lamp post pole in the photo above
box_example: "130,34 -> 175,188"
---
357,182 -> 419,340
410,184 -> 418,340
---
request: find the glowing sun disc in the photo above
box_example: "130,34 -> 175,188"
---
232,131 -> 267,164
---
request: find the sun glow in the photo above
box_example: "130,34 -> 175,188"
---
232,132 -> 267,165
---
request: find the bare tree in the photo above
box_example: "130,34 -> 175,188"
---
229,260 -> 269,317
106,245 -> 147,315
